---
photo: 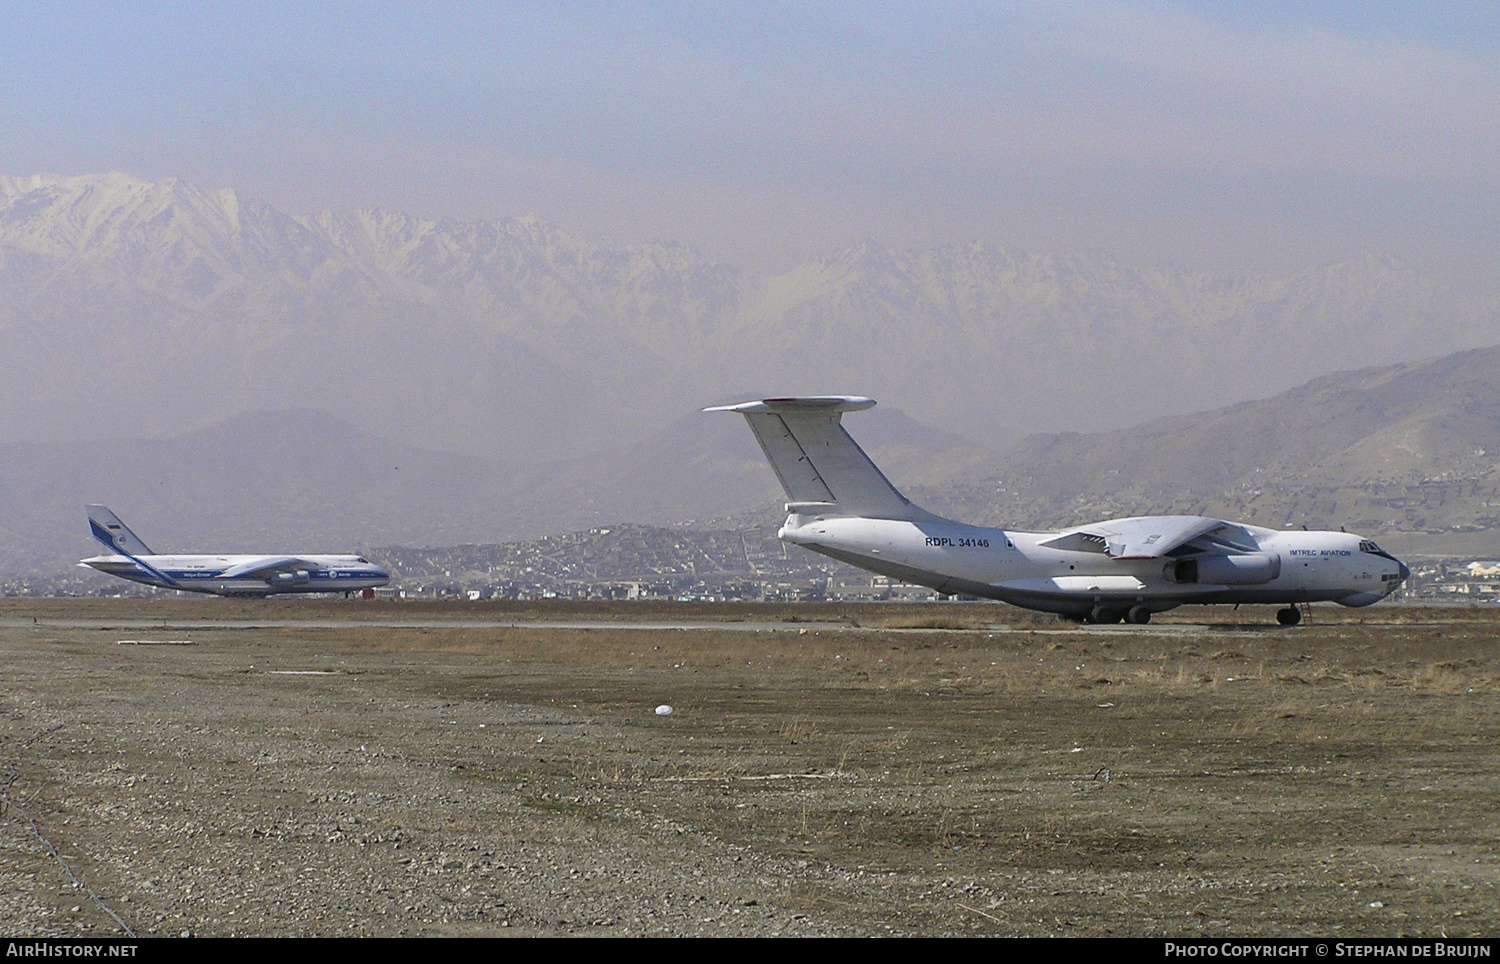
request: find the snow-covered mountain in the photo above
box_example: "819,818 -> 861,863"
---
1,171 -> 1493,458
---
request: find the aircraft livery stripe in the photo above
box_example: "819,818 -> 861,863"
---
89,518 -> 120,550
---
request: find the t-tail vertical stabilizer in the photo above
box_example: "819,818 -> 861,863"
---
704,396 -> 939,522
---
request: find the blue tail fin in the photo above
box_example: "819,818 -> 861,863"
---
86,505 -> 155,556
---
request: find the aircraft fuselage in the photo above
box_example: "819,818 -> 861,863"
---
79,553 -> 391,597
781,513 -> 1406,616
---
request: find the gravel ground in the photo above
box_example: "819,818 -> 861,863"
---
2,599 -> 1498,937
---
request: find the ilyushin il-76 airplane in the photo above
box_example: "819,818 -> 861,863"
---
708,397 -> 1408,625
79,505 -> 391,597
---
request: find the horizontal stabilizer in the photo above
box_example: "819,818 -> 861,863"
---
705,396 -> 876,415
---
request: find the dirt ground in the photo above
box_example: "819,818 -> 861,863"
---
2,598 -> 1498,937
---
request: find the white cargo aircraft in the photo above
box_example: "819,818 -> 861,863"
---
79,505 -> 391,597
709,397 -> 1408,625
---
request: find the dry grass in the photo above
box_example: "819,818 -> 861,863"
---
10,599 -> 1500,937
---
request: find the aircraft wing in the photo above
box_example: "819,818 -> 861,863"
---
215,556 -> 316,581
1044,516 -> 1251,559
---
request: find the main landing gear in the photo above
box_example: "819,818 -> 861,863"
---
1276,606 -> 1303,626
1071,605 -> 1151,625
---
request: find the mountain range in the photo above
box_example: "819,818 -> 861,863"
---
4,171 -> 1496,463
913,345 -> 1500,559
3,170 -> 1498,582
6,343 -> 1500,582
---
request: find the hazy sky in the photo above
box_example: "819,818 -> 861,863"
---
4,2 -> 1498,280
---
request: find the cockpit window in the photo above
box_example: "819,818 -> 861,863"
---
1359,540 -> 1395,560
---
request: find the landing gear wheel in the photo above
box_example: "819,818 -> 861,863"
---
1126,605 -> 1151,625
1276,606 -> 1303,626
1090,606 -> 1123,624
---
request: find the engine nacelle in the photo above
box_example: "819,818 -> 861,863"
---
1165,553 -> 1280,586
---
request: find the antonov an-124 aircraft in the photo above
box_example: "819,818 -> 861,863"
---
708,397 -> 1408,625
79,505 -> 390,597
